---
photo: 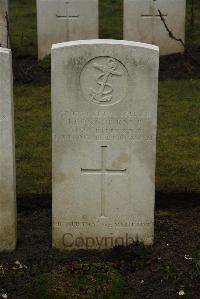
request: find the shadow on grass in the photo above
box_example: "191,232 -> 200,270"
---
17,191 -> 200,212
17,194 -> 52,211
156,191 -> 200,209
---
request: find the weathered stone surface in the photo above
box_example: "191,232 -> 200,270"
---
0,47 -> 16,252
37,0 -> 99,60
52,40 -> 159,250
0,0 -> 9,48
124,0 -> 186,55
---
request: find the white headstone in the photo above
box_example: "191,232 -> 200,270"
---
52,40 -> 159,250
124,0 -> 186,56
0,47 -> 16,251
37,0 -> 99,60
0,0 -> 9,48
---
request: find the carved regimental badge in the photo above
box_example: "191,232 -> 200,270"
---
80,57 -> 128,106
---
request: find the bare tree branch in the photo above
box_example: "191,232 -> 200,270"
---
5,12 -> 10,48
158,9 -> 200,67
158,9 -> 185,48
191,0 -> 195,27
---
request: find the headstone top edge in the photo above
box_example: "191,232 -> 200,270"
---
0,47 -> 11,54
51,39 -> 159,52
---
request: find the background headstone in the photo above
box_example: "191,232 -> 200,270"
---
0,0 -> 9,48
0,47 -> 16,251
37,0 -> 99,60
124,0 -> 186,56
52,40 -> 159,250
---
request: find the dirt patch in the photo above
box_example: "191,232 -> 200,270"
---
159,50 -> 200,80
0,194 -> 199,298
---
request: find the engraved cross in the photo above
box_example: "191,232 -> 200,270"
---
141,10 -> 167,19
81,146 -> 127,217
56,1 -> 79,41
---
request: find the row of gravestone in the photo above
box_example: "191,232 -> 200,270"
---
0,39 -> 158,251
1,0 -> 186,58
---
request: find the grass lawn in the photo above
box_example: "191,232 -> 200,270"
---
14,80 -> 200,197
9,0 -> 200,197
0,0 -> 199,298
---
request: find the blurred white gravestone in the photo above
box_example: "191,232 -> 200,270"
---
0,0 -> 9,48
37,0 -> 99,60
52,40 -> 159,250
0,47 -> 16,251
124,0 -> 186,55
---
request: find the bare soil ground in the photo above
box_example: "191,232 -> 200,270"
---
0,194 -> 199,299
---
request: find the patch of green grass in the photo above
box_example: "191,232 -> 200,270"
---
9,0 -> 200,197
14,84 -> 51,197
99,0 -> 123,39
156,80 -> 200,193
32,263 -> 126,299
14,80 -> 200,198
10,0 -> 37,59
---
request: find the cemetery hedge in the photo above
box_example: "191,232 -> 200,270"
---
0,0 -> 199,298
